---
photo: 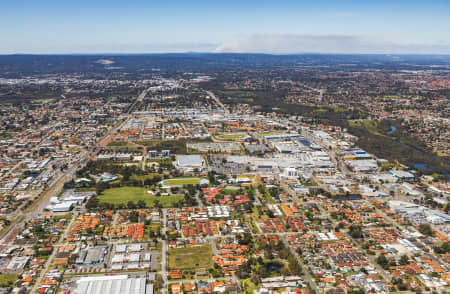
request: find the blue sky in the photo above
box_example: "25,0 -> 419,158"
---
1,0 -> 449,54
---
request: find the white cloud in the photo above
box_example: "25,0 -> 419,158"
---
214,34 -> 450,54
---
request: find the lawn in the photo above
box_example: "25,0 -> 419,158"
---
348,119 -> 378,128
145,224 -> 160,237
106,141 -> 135,147
383,95 -> 422,99
348,119 -> 385,136
33,98 -> 55,104
147,158 -> 172,164
243,279 -> 258,294
220,90 -> 255,97
0,273 -> 19,287
257,131 -> 285,138
53,214 -> 73,222
168,244 -> 213,270
98,187 -> 183,207
162,177 -> 204,187
217,133 -> 247,140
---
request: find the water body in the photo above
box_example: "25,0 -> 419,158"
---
386,125 -> 397,135
414,163 -> 429,170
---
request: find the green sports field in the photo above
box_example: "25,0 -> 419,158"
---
257,131 -> 285,138
217,133 -> 247,140
33,98 -> 55,104
162,177 -> 201,186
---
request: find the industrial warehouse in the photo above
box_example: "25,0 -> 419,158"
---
73,275 -> 153,294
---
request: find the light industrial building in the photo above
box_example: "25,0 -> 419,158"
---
73,275 -> 153,294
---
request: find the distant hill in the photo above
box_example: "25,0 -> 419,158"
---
0,53 -> 449,77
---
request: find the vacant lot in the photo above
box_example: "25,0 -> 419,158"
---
98,187 -> 183,207
135,140 -> 187,153
168,244 -> 213,270
0,274 -> 19,287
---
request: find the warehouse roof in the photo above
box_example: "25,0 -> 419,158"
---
177,155 -> 203,167
74,275 -> 147,294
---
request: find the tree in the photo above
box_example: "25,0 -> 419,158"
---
208,171 -> 217,185
349,225 -> 363,238
86,195 -> 99,210
137,200 -> 147,209
399,254 -> 409,266
153,199 -> 161,209
376,254 -> 389,269
418,224 -> 433,236
433,242 -> 450,254
95,181 -> 109,194
128,211 -> 138,222
288,255 -> 302,275
127,201 -> 136,209
264,247 -> 273,260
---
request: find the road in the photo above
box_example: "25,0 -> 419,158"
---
31,212 -> 79,294
59,212 -> 78,243
31,241 -> 59,293
0,166 -> 76,242
166,276 -> 235,285
160,209 -> 168,294
194,191 -> 204,207
279,235 -> 320,294
2,161 -> 22,178
208,236 -> 219,255
206,91 -> 229,114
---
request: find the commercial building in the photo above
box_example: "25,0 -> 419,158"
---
6,256 -> 30,271
388,170 -> 415,180
75,246 -> 108,265
175,155 -> 204,171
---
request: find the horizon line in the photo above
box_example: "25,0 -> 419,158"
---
1,52 -> 450,56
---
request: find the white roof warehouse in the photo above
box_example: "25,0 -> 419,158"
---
73,275 -> 153,294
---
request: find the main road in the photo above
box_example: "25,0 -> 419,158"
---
206,91 -> 229,114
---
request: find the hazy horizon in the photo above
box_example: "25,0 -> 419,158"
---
2,51 -> 450,56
